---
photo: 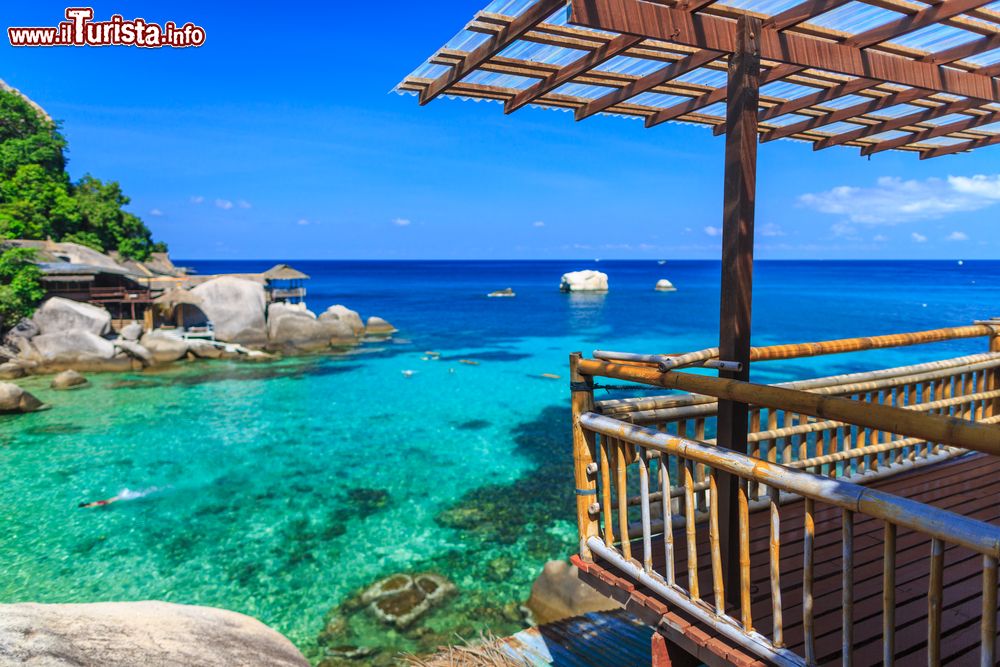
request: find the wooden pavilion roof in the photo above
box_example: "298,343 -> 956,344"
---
396,0 -> 1000,157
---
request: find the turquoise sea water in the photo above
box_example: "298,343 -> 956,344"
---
1,260 -> 997,662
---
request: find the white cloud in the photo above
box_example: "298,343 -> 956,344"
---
215,199 -> 234,210
238,200 -> 252,209
947,231 -> 969,241
297,219 -> 310,226
911,232 -> 928,243
760,223 -> 786,237
873,234 -> 888,242
704,226 -> 721,237
190,196 -> 204,204
533,221 -> 545,228
392,218 -> 411,227
831,223 -> 859,240
149,209 -> 163,217
800,174 -> 1000,224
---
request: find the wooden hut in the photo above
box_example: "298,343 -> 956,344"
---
262,264 -> 309,304
402,1 -> 1000,664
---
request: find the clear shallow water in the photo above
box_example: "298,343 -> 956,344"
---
1,260 -> 997,661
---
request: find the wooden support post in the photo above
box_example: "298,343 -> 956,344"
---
571,352 -> 600,561
988,324 -> 1000,418
716,14 -> 761,612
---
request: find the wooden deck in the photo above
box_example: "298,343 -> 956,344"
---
578,453 -> 1000,666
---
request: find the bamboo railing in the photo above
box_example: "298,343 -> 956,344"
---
569,322 -> 1000,666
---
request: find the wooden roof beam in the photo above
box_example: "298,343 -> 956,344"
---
813,97 -> 983,149
506,33 -> 645,113
863,108 -> 1000,153
921,129 -> 1000,157
623,0 -> 999,128
420,0 -> 565,105
761,87 -> 932,141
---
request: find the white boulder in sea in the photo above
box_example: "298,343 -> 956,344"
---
488,288 -> 516,298
319,305 -> 365,337
0,602 -> 309,666
365,316 -> 398,336
140,331 -> 190,364
51,369 -> 89,390
655,279 -> 677,292
190,277 -> 268,346
0,382 -> 46,414
559,270 -> 609,293
525,560 -> 621,625
267,302 -> 332,353
33,297 -> 112,336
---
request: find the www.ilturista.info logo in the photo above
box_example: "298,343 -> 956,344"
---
8,8 -> 206,48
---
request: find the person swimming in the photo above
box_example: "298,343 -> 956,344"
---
78,488 -> 154,509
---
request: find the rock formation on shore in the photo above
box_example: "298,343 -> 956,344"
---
0,383 -> 46,413
560,270 -> 609,293
0,602 -> 309,667
190,277 -> 268,346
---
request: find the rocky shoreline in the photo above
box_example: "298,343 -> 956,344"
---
0,276 -> 398,414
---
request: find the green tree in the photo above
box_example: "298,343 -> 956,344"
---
73,175 -> 162,260
0,244 -> 44,329
0,164 -> 79,239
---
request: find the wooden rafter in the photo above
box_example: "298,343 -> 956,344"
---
506,33 -> 644,113
865,108 -> 1000,153
813,97 -> 983,149
761,87 -> 932,142
921,130 -> 1000,157
419,0 -> 564,105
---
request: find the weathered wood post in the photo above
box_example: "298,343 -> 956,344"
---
716,13 -> 761,610
571,352 -> 600,560
989,322 -> 1000,418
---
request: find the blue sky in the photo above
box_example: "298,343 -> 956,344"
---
3,1 -> 997,260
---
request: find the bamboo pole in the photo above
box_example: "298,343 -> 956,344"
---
570,353 -> 599,560
576,359 -> 1000,456
989,325 -> 1000,418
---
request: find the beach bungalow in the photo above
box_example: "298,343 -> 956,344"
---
262,264 -> 309,304
402,0 -> 1000,664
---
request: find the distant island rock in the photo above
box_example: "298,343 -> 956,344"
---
0,602 -> 309,667
655,279 -> 677,292
487,288 -> 516,298
560,270 -> 609,292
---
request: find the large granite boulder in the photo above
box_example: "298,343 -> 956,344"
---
560,270 -> 609,293
3,318 -> 39,355
0,602 -> 309,667
114,340 -> 154,366
190,277 -> 268,346
27,331 -> 117,365
119,321 -> 144,342
0,383 -> 46,413
140,331 -> 190,364
51,369 -> 89,390
267,303 -> 332,353
33,297 -> 112,336
525,560 -> 621,625
319,305 -> 365,337
0,362 -> 27,380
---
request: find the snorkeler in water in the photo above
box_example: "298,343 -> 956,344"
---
78,488 -> 154,509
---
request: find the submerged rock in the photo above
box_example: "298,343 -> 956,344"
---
655,279 -> 677,292
51,369 -> 89,390
33,297 -> 112,336
0,601 -> 309,666
364,317 -> 397,336
360,573 -> 455,630
0,383 -> 46,414
525,560 -> 621,625
190,277 -> 268,346
559,270 -> 608,292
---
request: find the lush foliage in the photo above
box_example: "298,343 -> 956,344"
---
0,244 -> 44,328
0,88 -> 165,261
